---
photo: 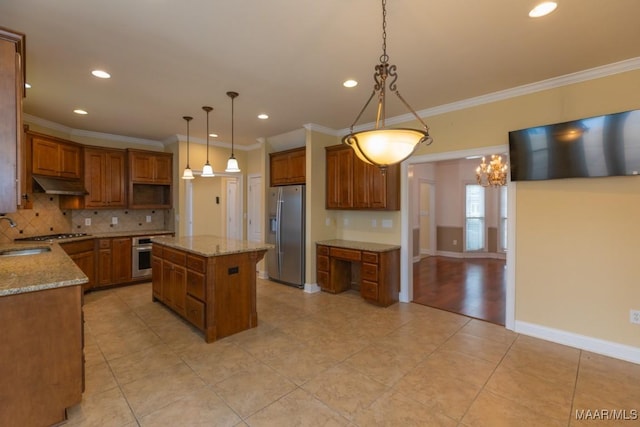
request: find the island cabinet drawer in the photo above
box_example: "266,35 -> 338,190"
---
317,245 -> 329,256
362,252 -> 378,264
361,262 -> 378,282
330,247 -> 361,262
163,247 -> 186,266
361,280 -> 378,300
317,255 -> 329,271
98,239 -> 111,249
186,270 -> 206,301
186,254 -> 206,273
152,245 -> 163,257
185,295 -> 205,329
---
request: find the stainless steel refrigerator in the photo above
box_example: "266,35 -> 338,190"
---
267,185 -> 305,288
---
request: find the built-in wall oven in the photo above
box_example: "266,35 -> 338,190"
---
132,236 -> 153,279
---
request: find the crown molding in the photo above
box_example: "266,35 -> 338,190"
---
304,123 -> 340,136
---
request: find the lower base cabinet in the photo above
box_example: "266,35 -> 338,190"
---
60,240 -> 95,291
0,285 -> 83,427
152,243 -> 266,342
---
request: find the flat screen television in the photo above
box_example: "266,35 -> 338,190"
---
508,109 -> 640,181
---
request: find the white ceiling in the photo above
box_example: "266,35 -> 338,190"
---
2,0 -> 640,148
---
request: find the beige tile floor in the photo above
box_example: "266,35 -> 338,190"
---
65,279 -> 640,426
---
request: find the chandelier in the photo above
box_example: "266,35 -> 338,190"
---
342,0 -> 433,172
476,155 -> 508,187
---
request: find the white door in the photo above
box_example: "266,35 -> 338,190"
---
247,175 -> 262,242
226,178 -> 241,239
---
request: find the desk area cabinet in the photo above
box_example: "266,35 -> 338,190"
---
316,239 -> 400,307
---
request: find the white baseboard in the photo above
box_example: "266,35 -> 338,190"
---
257,269 -> 269,280
435,250 -> 506,260
304,283 -> 321,294
515,320 -> 640,365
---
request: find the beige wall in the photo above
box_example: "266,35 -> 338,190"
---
403,69 -> 640,349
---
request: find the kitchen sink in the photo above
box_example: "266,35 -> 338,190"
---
0,247 -> 52,257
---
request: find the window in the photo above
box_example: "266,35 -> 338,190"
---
465,184 -> 485,251
499,185 -> 508,252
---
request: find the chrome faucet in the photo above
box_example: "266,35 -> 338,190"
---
0,216 -> 17,227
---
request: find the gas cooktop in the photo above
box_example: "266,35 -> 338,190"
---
15,233 -> 90,242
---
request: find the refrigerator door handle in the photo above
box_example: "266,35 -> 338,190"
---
275,188 -> 283,275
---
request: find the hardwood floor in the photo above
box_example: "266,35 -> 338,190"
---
412,256 -> 506,325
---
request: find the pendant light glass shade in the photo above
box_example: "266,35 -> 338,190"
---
201,106 -> 215,177
225,91 -> 241,173
342,0 -> 433,171
181,116 -> 194,180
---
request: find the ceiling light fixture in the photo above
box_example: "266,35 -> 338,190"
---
91,70 -> 111,79
181,116 -> 194,180
258,113 -> 269,120
529,2 -> 557,18
342,0 -> 433,172
476,155 -> 508,187
225,91 -> 241,173
25,83 -> 31,89
343,79 -> 358,88
73,109 -> 88,115
201,106 -> 215,177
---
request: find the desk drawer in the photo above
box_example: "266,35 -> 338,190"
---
362,262 -> 378,282
317,245 -> 329,255
330,247 -> 361,262
317,255 -> 329,271
185,295 -> 205,329
361,280 -> 378,301
187,254 -> 206,273
362,252 -> 379,264
317,270 -> 329,290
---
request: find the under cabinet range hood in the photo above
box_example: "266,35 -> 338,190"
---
32,175 -> 88,196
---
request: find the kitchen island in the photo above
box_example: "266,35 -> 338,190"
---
0,242 -> 87,427
151,235 -> 272,342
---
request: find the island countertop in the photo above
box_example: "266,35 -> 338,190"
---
0,243 -> 88,297
152,235 -> 274,257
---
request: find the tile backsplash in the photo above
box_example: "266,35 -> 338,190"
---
0,193 -> 172,244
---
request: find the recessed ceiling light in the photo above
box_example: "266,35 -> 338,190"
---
529,2 -> 557,18
73,109 -> 88,115
343,79 -> 358,88
258,114 -> 269,120
24,83 -> 31,89
91,70 -> 111,79
209,133 -> 218,138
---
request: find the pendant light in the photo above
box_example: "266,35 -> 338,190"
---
342,0 -> 433,173
201,106 -> 215,177
181,116 -> 194,180
225,91 -> 241,173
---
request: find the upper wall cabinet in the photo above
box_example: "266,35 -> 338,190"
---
127,149 -> 173,209
0,28 -> 25,214
270,147 -> 306,186
128,149 -> 172,184
84,147 -> 127,208
31,134 -> 82,179
325,144 -> 399,211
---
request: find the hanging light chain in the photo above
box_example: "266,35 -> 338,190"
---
380,0 -> 388,64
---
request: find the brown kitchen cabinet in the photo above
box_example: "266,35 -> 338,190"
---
325,144 -> 399,210
96,237 -> 132,287
83,147 -> 127,208
30,132 -> 82,180
0,284 -> 83,427
316,241 -> 400,307
270,147 -> 306,186
128,149 -> 172,209
0,28 -> 25,214
128,149 -> 172,184
60,239 -> 96,291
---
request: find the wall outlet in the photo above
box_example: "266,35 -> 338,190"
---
84,218 -> 91,226
631,309 -> 640,324
453,239 -> 458,245
381,219 -> 392,228
111,216 -> 118,225
371,219 -> 377,228
146,215 -> 152,223
325,217 -> 331,226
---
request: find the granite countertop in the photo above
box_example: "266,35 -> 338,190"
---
13,229 -> 174,244
152,235 -> 274,257
316,239 -> 400,252
0,242 -> 88,297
